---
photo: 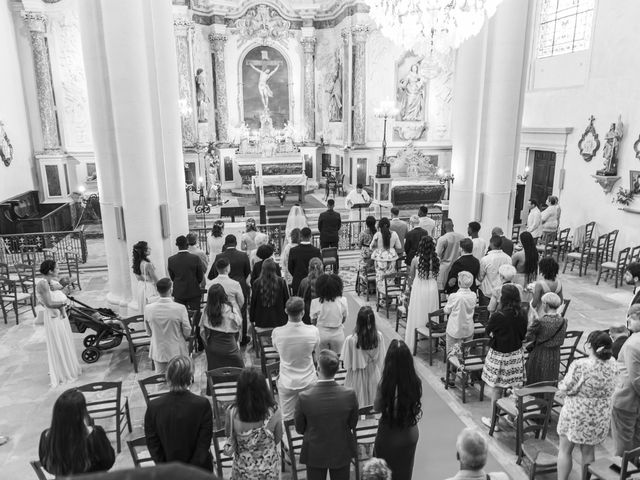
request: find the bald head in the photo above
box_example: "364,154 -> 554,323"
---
456,428 -> 488,471
491,227 -> 504,237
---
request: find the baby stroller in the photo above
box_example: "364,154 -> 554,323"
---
67,296 -> 125,364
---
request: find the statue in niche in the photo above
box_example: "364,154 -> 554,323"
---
249,62 -> 280,110
397,63 -> 426,121
596,116 -> 623,176
195,68 -> 209,123
327,50 -> 343,122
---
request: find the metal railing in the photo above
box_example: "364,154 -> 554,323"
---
0,229 -> 88,265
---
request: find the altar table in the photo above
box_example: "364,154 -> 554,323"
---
252,174 -> 307,205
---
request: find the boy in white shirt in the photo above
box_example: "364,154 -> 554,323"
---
444,271 -> 478,353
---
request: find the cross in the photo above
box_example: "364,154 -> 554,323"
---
246,50 -> 281,70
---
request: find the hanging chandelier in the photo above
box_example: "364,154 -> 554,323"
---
364,0 -> 503,58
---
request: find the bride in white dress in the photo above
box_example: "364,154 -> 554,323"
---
404,236 -> 440,352
36,260 -> 81,387
132,241 -> 158,313
285,204 -> 308,240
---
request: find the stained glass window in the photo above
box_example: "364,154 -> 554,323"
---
537,0 -> 595,58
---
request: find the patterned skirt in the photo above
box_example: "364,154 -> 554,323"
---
481,347 -> 525,388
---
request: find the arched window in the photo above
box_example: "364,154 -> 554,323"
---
537,0 -> 595,58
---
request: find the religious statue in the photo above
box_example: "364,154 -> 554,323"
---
397,63 -> 426,121
327,51 -> 343,122
596,116 -> 624,176
0,121 -> 13,167
207,159 -> 220,201
249,63 -> 280,110
195,68 -> 209,123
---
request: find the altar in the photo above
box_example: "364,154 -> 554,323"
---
252,173 -> 307,204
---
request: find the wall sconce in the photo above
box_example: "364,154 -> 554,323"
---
517,165 -> 530,183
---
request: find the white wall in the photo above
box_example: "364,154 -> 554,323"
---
0,2 -> 36,202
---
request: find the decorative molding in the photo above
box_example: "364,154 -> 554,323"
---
351,24 -> 370,42
300,36 -> 316,53
22,11 -> 48,32
231,5 -> 292,45
208,33 -> 228,49
352,26 -> 368,145
173,17 -> 195,33
633,134 -> 640,160
591,174 -> 620,194
578,116 -> 600,162
209,34 -> 228,142
394,123 -> 427,141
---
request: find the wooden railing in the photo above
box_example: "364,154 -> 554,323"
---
0,229 -> 88,264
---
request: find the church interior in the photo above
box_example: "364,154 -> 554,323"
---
1,0 -> 640,479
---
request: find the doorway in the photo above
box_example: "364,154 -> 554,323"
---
530,150 -> 556,204
356,158 -> 367,186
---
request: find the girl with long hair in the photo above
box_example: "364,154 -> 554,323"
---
207,221 -> 225,264
298,256 -> 323,324
370,217 -> 402,297
512,231 -> 539,291
310,273 -> 348,353
341,306 -> 387,406
404,236 -> 440,352
358,216 -> 378,291
225,368 -> 282,479
132,240 -> 158,313
240,218 -> 258,257
531,256 -> 563,317
201,284 -> 244,394
250,258 -> 289,330
39,389 -> 114,476
373,340 -> 422,480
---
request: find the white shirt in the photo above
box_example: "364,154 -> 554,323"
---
272,321 -> 320,390
471,237 -> 487,260
444,288 -> 478,339
527,207 -> 542,238
419,216 -> 436,236
310,296 -> 348,328
478,249 -> 512,295
144,297 -> 191,362
345,189 -> 370,209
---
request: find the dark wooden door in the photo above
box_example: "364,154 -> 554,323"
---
356,158 -> 367,186
513,183 -> 525,224
530,150 -> 556,204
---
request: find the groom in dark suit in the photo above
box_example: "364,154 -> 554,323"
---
295,349 -> 359,480
288,227 -> 321,295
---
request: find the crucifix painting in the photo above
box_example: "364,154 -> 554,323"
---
243,46 -> 289,129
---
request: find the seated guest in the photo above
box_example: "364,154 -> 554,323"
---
144,278 -> 191,374
39,389 -> 115,476
144,356 -> 213,471
250,258 -> 289,331
467,221 -> 487,260
310,273 -> 348,354
445,238 -> 480,294
225,368 -> 283,478
288,227 -> 322,295
362,458 -> 393,480
610,324 -> 629,359
487,264 -> 523,313
281,228 -> 301,287
444,428 -> 509,480
250,244 -> 280,284
490,227 -> 514,256
272,297 -> 320,420
404,215 -> 428,266
207,257 -> 245,314
444,271 -> 478,354
477,235 -> 511,304
299,257 -> 323,324
295,349 -> 359,480
389,207 -> 408,248
530,256 -> 563,317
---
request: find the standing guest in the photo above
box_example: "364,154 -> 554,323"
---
611,304 -> 640,456
250,232 -> 270,268
511,231 -> 539,290
132,241 -> 159,313
481,285 -> 527,430
272,297 -> 320,420
240,218 -> 258,258
436,219 -> 465,290
286,204 -> 308,240
39,389 -> 115,476
623,262 -> 640,312
443,271 -> 478,354
207,257 -> 244,315
298,257 -> 323,324
200,284 -> 244,395
310,274 -> 348,354
250,259 -> 289,331
445,238 -> 480,294
371,217 -> 401,294
362,458 -> 392,480
359,216 -> 378,274
225,368 -> 282,479
295,349 -> 359,480
530,256 -> 563,318
288,227 -> 322,295
318,198 -> 342,249
281,228 -> 300,288
374,340 -> 422,480
444,428 -> 510,480
487,264 -> 523,314
524,292 -> 567,385
477,236 -> 512,305
144,278 -> 191,374
144,356 -> 213,471
610,324 -> 629,360
187,232 -> 208,287
541,195 -> 561,242
389,207 -> 409,247
345,183 -> 371,221
418,205 -> 436,236
404,215 -> 429,266
207,220 -> 225,266
405,236 -> 440,353
526,199 -> 542,243
557,331 -> 619,480
468,221 -> 487,260
490,227 -> 514,257
36,260 -> 81,386
250,244 -> 281,284
341,306 -> 386,407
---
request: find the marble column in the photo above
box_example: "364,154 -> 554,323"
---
22,11 -> 60,150
341,28 -> 351,146
351,25 -> 369,145
173,17 -> 197,147
209,33 -> 228,143
301,36 -> 316,142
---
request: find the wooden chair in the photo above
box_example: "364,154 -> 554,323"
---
444,338 -> 489,403
512,224 -> 522,243
65,252 -> 82,290
473,305 -> 489,338
138,373 -> 168,407
126,436 -> 155,468
14,263 -> 36,306
538,228 -> 571,262
30,461 -> 53,480
355,266 -> 376,301
583,445 -> 640,479
559,330 -> 584,378
120,314 -> 152,373
438,289 -> 448,309
321,247 -> 339,273
0,262 -> 19,281
283,418 -> 305,480
76,381 -> 132,453
564,233 -> 607,276
376,271 -> 406,317
414,309 -> 448,365
0,277 -> 34,324
584,221 -> 596,245
395,301 -> 407,333
206,367 -> 243,427
265,361 -> 280,397
597,247 -> 630,288
560,298 -> 571,318
517,389 -> 558,478
604,230 -> 620,264
352,405 -> 380,475
629,245 -> 640,264
211,428 -> 234,478
588,233 -> 610,272
256,329 -> 279,377
334,368 -> 348,386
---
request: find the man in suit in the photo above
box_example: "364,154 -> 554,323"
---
490,227 -> 514,256
612,305 -> 640,456
208,234 -> 251,345
446,238 -> 480,294
288,227 -> 321,294
295,349 -> 358,480
144,278 -> 192,373
207,257 -> 244,315
404,215 -> 428,266
186,233 -> 208,288
389,207 -> 408,247
624,262 -> 640,313
144,356 -> 213,471
318,199 -> 342,249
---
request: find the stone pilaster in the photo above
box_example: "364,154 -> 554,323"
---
341,28 -> 351,144
22,11 -> 60,150
173,17 -> 197,147
208,33 -> 228,143
301,36 -> 316,142
351,25 -> 369,145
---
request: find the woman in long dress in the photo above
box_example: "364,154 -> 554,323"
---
132,241 -> 158,314
280,228 -> 300,288
404,236 -> 440,352
36,260 -> 81,387
370,217 -> 401,296
285,204 -> 308,240
310,274 -> 348,354
511,231 -> 538,297
240,218 -> 258,258
207,221 -> 225,265
530,256 -> 563,318
298,257 -> 323,324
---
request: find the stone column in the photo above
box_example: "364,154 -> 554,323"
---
301,36 -> 316,142
22,11 -> 60,150
341,28 -> 351,146
209,33 -> 228,143
173,17 -> 197,147
351,25 -> 369,145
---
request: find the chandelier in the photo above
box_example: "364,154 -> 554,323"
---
365,0 -> 503,58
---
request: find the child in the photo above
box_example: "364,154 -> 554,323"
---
609,324 -> 629,359
444,271 -> 478,354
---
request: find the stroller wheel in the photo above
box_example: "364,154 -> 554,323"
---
83,334 -> 97,348
81,347 -> 100,364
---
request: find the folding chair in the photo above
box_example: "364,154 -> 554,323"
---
120,315 -> 152,373
206,367 -> 243,427
126,436 -> 155,468
444,338 -> 489,403
414,309 -> 448,365
138,373 -> 168,407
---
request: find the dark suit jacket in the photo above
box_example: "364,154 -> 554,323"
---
295,381 -> 359,469
144,391 -> 213,471
167,251 -> 204,301
445,254 -> 480,294
288,243 -> 322,294
613,333 -> 640,413
209,248 -> 251,296
318,210 -> 342,244
500,236 -> 514,256
404,227 -> 428,265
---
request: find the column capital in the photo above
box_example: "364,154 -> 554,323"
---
22,11 -> 48,32
300,36 -> 316,54
209,33 -> 228,48
341,28 -> 351,42
351,24 -> 370,42
173,16 -> 194,34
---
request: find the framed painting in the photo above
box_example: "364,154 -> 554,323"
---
630,170 -> 640,194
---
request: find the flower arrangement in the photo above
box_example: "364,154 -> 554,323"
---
612,187 -> 635,206
275,186 -> 288,207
